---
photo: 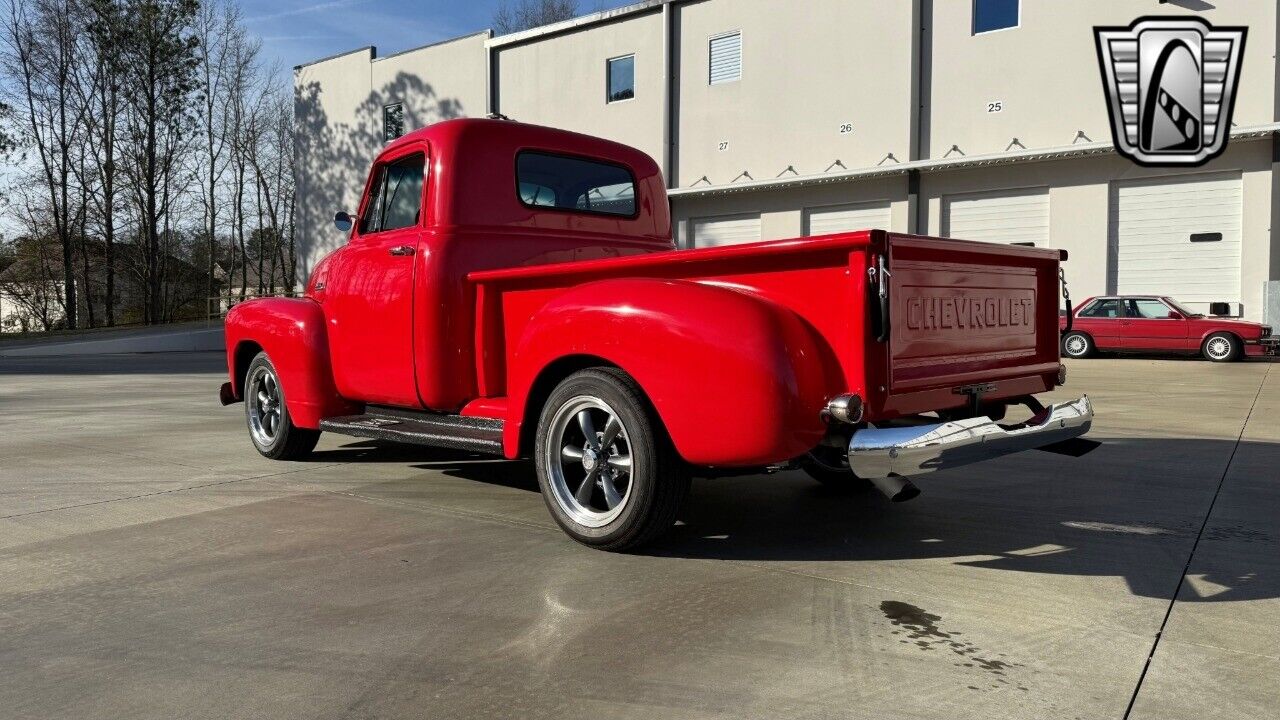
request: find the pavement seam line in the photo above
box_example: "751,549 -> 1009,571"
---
0,462 -> 347,520
1122,362 -> 1270,720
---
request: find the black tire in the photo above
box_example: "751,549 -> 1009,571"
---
1202,332 -> 1242,362
534,368 -> 690,551
800,446 -> 875,492
243,352 -> 320,460
1061,331 -> 1095,359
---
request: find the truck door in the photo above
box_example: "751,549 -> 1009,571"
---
323,146 -> 426,407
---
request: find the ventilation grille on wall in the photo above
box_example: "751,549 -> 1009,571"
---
709,32 -> 742,84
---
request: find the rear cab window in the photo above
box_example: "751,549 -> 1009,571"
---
516,151 -> 637,218
360,152 -> 426,235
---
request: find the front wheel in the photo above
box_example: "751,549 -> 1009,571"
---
534,368 -> 690,551
1061,331 -> 1094,359
244,352 -> 320,460
1202,332 -> 1242,362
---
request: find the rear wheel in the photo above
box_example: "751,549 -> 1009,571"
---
1062,331 -> 1094,359
1202,332 -> 1242,362
801,446 -> 874,492
535,368 -> 690,551
244,352 -> 320,460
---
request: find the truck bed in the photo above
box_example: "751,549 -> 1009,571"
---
469,230 -> 1064,422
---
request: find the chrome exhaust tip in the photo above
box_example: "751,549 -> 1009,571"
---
870,475 -> 921,502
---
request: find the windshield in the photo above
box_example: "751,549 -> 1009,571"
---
1162,297 -> 1202,317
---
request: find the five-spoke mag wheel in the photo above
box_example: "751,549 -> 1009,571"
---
247,364 -> 284,447
243,352 -> 320,460
535,368 -> 689,551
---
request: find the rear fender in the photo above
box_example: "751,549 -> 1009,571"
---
224,298 -> 358,428
505,278 -> 837,466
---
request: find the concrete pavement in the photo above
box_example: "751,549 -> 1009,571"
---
0,353 -> 1275,719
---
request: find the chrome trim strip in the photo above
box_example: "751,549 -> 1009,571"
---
848,395 -> 1093,479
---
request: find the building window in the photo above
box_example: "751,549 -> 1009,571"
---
607,54 -> 635,103
515,151 -> 637,218
973,0 -> 1018,34
383,103 -> 405,141
709,31 -> 741,85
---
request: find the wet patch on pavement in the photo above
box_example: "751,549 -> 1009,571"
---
880,600 -> 1028,692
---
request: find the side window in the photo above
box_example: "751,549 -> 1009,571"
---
359,166 -> 387,235
1130,299 -> 1172,319
359,153 -> 425,235
1080,299 -> 1123,318
515,152 -> 637,218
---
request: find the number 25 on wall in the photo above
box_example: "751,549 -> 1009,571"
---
987,101 -> 1003,113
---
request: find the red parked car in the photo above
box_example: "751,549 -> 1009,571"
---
220,118 -> 1093,550
1061,295 -> 1277,362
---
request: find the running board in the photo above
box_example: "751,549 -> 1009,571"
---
319,406 -> 504,455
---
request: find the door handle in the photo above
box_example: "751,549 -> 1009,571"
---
389,245 -> 415,256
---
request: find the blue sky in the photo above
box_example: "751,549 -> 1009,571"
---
245,0 -> 636,72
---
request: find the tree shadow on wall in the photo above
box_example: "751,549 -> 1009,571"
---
294,72 -> 465,277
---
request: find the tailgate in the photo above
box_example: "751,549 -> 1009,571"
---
884,233 -> 1062,402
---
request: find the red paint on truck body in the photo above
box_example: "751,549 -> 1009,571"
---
225,118 -> 1068,467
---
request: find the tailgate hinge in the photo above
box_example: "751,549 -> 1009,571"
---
868,253 -> 891,342
1059,266 -> 1073,335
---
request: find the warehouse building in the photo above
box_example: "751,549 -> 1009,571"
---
294,0 -> 1280,321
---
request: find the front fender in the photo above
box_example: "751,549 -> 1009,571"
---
224,298 -> 358,428
506,278 -> 839,466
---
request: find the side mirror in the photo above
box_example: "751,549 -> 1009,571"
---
1167,311 -> 1184,320
334,211 -> 354,233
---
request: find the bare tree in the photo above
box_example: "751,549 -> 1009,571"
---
193,0 -> 237,314
493,0 -> 578,34
1,0 -> 90,329
225,27 -> 261,301
110,0 -> 200,324
73,0 -> 126,325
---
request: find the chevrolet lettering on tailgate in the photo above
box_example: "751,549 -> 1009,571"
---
906,293 -> 1036,332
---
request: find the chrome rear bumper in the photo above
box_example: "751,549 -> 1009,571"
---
847,395 -> 1093,480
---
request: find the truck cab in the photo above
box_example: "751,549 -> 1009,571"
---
222,118 -> 1093,551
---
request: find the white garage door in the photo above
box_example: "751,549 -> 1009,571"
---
804,201 -> 892,236
1111,173 -> 1242,311
691,213 -> 761,248
942,187 -> 1050,246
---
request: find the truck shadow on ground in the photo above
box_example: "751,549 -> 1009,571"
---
331,436 -> 1278,604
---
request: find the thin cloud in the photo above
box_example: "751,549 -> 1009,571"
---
247,0 -> 372,23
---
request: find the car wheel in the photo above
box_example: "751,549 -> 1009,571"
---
1202,332 -> 1242,362
800,446 -> 874,492
535,368 -> 690,551
1062,331 -> 1095,359
244,352 -> 320,460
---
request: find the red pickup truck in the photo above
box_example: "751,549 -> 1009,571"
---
221,118 -> 1092,550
